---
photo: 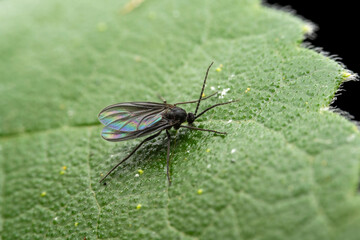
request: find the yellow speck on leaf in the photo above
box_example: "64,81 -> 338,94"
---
353,126 -> 359,132
206,149 -> 210,153
341,71 -> 352,80
302,24 -> 314,35
97,22 -> 108,32
40,191 -> 46,197
134,55 -> 142,62
216,64 -> 223,72
147,11 -> 157,19
138,169 -> 144,175
74,222 -> 79,227
202,93 -> 205,98
62,166 -> 67,170
120,0 -> 145,15
60,170 -> 65,175
245,88 -> 251,93
136,204 -> 142,210
197,189 -> 203,195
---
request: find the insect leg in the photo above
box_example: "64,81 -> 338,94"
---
180,125 -> 227,135
174,91 -> 218,106
99,130 -> 163,183
157,94 -> 167,104
166,129 -> 172,185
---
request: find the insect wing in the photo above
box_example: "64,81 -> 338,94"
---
101,119 -> 170,142
98,102 -> 169,141
98,102 -> 166,126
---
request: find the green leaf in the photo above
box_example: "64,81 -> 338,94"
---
1,0 -> 359,239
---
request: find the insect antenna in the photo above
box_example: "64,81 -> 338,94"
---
174,91 -> 218,106
191,62 -> 239,121
194,99 -> 239,120
194,62 -> 214,116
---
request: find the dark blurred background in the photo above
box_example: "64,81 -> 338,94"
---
266,0 -> 360,121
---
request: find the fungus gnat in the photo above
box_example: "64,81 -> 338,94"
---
98,62 -> 237,185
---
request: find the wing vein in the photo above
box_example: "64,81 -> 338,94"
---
98,102 -> 171,141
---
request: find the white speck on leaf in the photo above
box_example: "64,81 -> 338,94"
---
231,149 -> 236,154
347,134 -> 356,142
219,88 -> 230,99
320,107 -> 329,112
67,109 -> 75,117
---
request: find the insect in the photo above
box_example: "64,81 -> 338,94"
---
98,62 -> 237,185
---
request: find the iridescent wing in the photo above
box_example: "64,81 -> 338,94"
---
98,102 -> 170,142
101,119 -> 171,142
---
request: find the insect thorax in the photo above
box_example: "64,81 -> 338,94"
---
164,107 -> 187,129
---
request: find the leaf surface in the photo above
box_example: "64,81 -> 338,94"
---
1,0 -> 359,239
